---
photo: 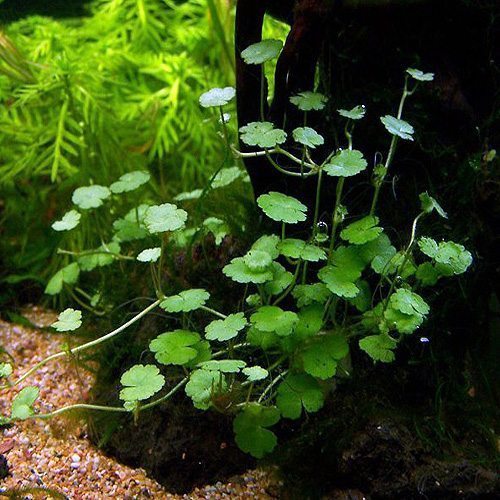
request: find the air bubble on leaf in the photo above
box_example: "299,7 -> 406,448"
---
316,221 -> 328,234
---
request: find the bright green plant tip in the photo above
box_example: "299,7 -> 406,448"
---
359,334 -> 397,363
160,289 -> 210,313
257,192 -> 307,224
45,262 -> 80,295
119,364 -> 165,402
0,362 -> 13,378
419,192 -> 447,218
198,359 -> 246,373
11,386 -> 39,420
150,330 -> 203,366
110,170 -> 150,194
72,185 -> 111,209
185,369 -> 226,410
52,209 -> 81,231
205,312 -> 247,342
250,306 -> 299,337
340,216 -> 383,244
239,122 -> 287,148
289,91 -> 327,111
241,39 -> 283,64
278,238 -> 326,262
243,366 -> 268,382
292,127 -> 324,148
380,115 -> 414,140
276,374 -> 324,419
52,308 -> 82,332
137,247 -> 161,263
199,86 -> 235,107
338,105 -> 366,120
324,149 -> 367,177
233,403 -> 280,458
301,334 -> 349,380
406,68 -> 434,81
144,203 -> 187,233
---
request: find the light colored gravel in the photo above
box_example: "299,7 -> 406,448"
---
0,306 -> 279,499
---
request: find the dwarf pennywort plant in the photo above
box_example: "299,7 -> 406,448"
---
0,43 -> 472,459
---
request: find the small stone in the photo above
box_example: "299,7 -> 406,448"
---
71,454 -> 81,462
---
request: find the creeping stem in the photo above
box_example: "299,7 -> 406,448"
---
2,299 -> 161,390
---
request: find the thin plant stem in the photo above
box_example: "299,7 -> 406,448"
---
200,305 -> 227,320
2,300 -> 161,390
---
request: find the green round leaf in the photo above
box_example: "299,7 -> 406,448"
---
301,334 -> 348,380
243,249 -> 273,272
150,330 -> 202,366
110,170 -> 150,194
11,386 -> 39,420
137,247 -> 161,263
119,364 -> 165,402
77,241 -> 120,271
338,105 -> 366,120
242,366 -> 269,382
113,204 -> 149,242
72,185 -> 111,209
278,238 -> 326,262
251,234 -> 280,260
359,334 -> 396,363
292,283 -> 331,308
144,203 -> 187,233
340,215 -> 383,245
324,149 -> 367,177
289,91 -> 327,111
264,262 -> 294,296
241,39 -> 283,65
239,121 -> 287,148
185,369 -> 227,410
233,403 -> 280,458
52,308 -> 82,332
45,262 -> 80,296
199,86 -> 236,107
390,289 -> 430,316
205,312 -> 247,342
380,115 -> 414,141
276,374 -> 324,419
223,257 -> 274,284
160,289 -> 210,313
211,166 -> 244,189
292,127 -> 324,148
257,191 -> 307,224
52,209 -> 81,231
250,306 -> 298,337
406,68 -> 434,81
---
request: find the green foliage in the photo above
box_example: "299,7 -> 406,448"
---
3,64 -> 475,462
239,122 -> 287,148
338,105 -> 366,120
292,127 -> 324,148
289,91 -> 327,111
51,210 -> 81,232
406,68 -> 434,81
11,386 -> 39,420
380,115 -> 415,140
0,362 -> 13,378
257,192 -> 307,224
233,403 -> 280,458
324,149 -> 367,177
51,308 -> 82,332
240,39 -> 283,65
160,289 -> 210,313
119,364 -> 165,402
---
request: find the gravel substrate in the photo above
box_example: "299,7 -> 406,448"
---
0,307 -> 278,499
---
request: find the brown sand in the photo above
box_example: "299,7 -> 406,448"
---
0,307 -> 277,499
